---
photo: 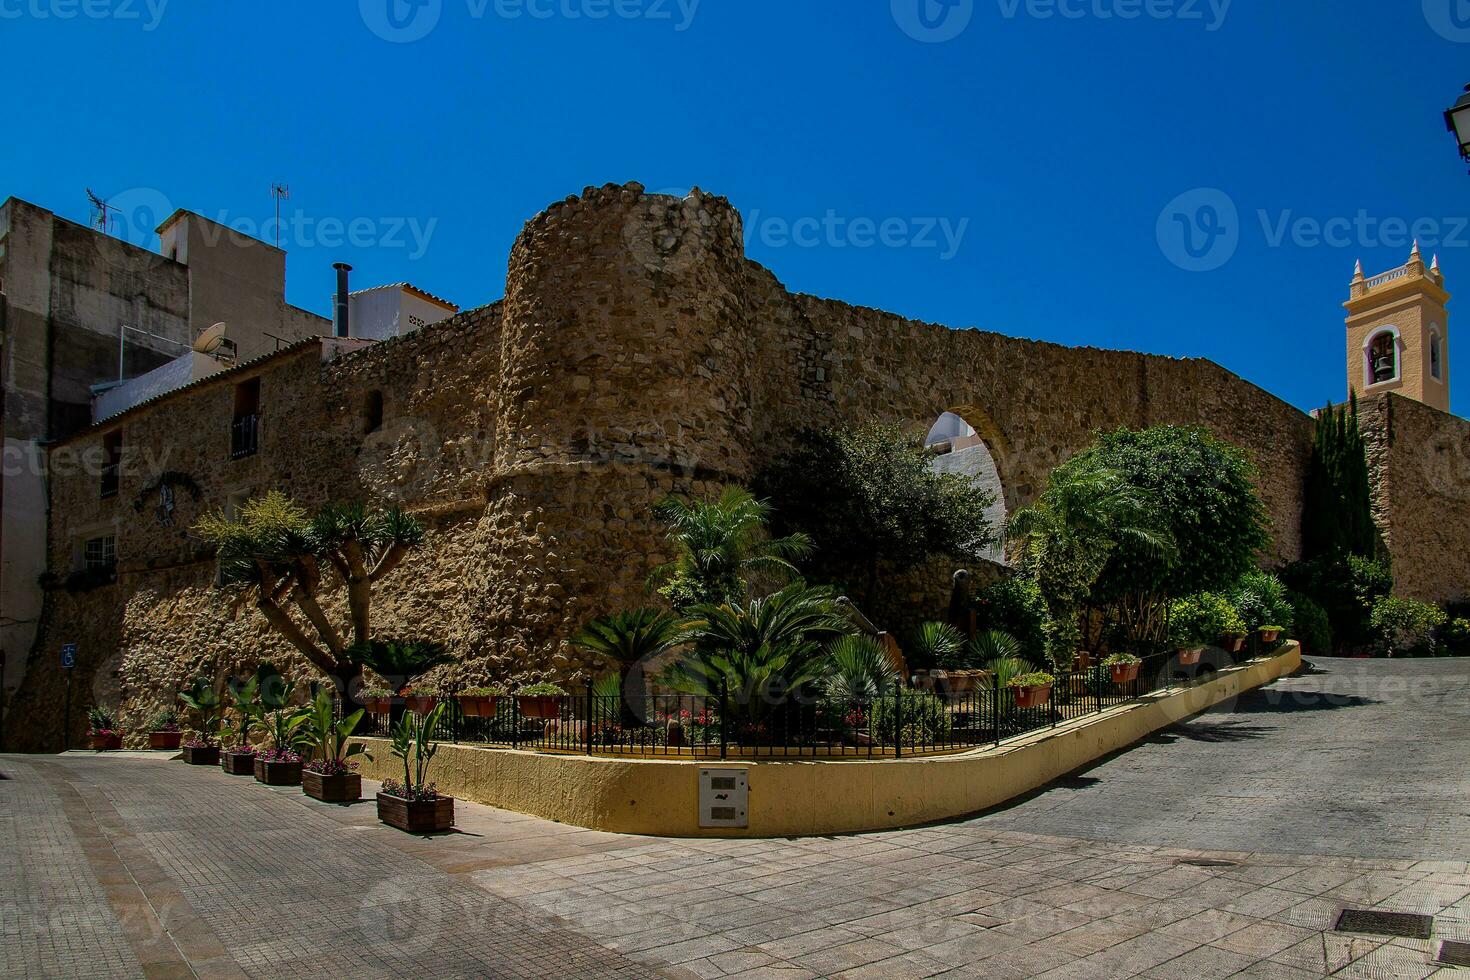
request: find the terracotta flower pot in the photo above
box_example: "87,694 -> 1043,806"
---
364,696 -> 391,715
182,744 -> 220,766
221,751 -> 257,775
303,770 -> 361,803
404,695 -> 438,715
1110,663 -> 1140,685
1012,683 -> 1052,710
1221,633 -> 1246,653
149,731 -> 183,751
90,732 -> 122,751
935,670 -> 989,694
1260,629 -> 1281,643
1178,647 -> 1204,665
457,694 -> 498,718
517,695 -> 563,720
254,757 -> 303,786
376,792 -> 454,834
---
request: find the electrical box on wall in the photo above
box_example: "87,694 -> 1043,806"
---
698,768 -> 748,828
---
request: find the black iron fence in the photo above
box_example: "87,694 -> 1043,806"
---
349,644 -> 1274,760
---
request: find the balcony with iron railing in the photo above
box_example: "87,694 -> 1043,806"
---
230,414 -> 259,459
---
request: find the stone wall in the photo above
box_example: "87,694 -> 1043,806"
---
6,181 -> 1323,751
1359,392 -> 1470,604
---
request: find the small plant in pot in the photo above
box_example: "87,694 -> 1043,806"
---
456,684 -> 507,718
378,703 -> 453,834
253,665 -> 306,785
147,708 -> 183,750
401,685 -> 439,716
1103,653 -> 1141,686
177,676 -> 224,765
1168,592 -> 1243,664
516,682 -> 567,720
300,688 -> 369,803
1258,625 -> 1284,643
87,707 -> 123,750
1008,671 -> 1056,709
220,667 -> 266,774
361,686 -> 392,716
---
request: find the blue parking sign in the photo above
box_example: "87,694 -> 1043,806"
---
60,644 -> 77,669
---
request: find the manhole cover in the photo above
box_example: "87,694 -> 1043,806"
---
1335,909 -> 1433,939
1441,941 -> 1470,967
1177,859 -> 1238,868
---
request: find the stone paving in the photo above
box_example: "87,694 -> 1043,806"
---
1,658 -> 1467,979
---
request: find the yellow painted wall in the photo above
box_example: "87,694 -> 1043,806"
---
356,645 -> 1300,838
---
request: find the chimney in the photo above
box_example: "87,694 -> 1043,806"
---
333,263 -> 353,338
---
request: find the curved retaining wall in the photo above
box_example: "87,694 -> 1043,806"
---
356,645 -> 1300,838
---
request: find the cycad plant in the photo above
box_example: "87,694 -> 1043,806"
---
572,608 -> 688,721
649,488 -> 813,611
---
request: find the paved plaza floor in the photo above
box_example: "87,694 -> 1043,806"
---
2,657 -> 1467,979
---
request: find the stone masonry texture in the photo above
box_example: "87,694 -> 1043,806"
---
10,181 -> 1455,750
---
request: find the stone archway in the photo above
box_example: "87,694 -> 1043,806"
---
924,409 -> 1009,565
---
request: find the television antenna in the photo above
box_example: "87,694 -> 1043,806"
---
270,183 -> 290,249
86,189 -> 118,235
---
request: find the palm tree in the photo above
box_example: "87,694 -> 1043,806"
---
572,608 -> 689,720
1006,461 -> 1172,668
649,488 -> 813,611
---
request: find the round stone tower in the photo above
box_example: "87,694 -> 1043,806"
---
474,182 -> 755,679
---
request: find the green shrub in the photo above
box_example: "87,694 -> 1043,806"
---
1438,617 -> 1470,657
973,576 -> 1049,665
1283,553 -> 1392,652
1370,597 -> 1447,656
1287,591 -> 1332,656
908,621 -> 965,672
1168,592 -> 1244,647
871,690 -> 951,746
1229,571 -> 1294,633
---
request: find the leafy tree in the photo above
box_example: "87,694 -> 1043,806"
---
1283,552 -> 1392,653
649,488 -> 811,611
1287,591 -> 1333,657
973,576 -> 1048,665
1303,392 -> 1377,560
1370,597 -> 1446,656
756,422 -> 997,592
194,493 -> 425,692
1007,458 -> 1170,667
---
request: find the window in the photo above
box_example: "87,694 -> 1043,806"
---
100,431 -> 122,498
1431,333 -> 1443,381
1367,330 -> 1398,385
231,378 -> 260,459
363,390 -> 384,434
83,535 -> 116,572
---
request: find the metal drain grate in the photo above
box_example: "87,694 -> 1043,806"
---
1440,941 -> 1470,967
1334,909 -> 1433,939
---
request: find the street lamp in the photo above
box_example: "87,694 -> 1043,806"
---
1445,83 -> 1470,166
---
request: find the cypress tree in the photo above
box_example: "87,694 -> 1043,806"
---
1302,391 -> 1376,559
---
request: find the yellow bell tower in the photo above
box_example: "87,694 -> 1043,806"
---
1346,243 -> 1451,412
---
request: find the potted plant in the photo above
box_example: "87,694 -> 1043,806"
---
254,665 -> 306,785
299,688 -> 369,803
147,709 -> 183,750
516,682 -> 566,720
456,684 -> 506,718
220,667 -> 266,775
1168,592 -> 1244,664
1008,671 -> 1055,709
87,707 -> 123,750
1103,653 -> 1141,685
378,703 -> 454,833
401,685 -> 439,715
1259,625 -> 1284,643
361,686 -> 392,715
177,676 -> 224,765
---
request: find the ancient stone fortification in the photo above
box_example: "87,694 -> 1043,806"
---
7,182 -> 1321,751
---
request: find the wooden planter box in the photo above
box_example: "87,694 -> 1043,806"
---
404,695 -> 438,715
182,744 -> 220,766
1178,647 -> 1204,666
457,694 -> 499,717
1012,683 -> 1053,710
1110,663 -> 1141,685
303,769 -> 361,803
149,731 -> 183,750
221,751 -> 257,775
254,757 -> 303,786
90,732 -> 122,751
376,792 -> 454,833
517,696 -> 563,720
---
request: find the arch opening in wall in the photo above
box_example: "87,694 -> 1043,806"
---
925,411 -> 1008,565
363,390 -> 384,434
1363,327 -> 1400,387
1430,329 -> 1443,382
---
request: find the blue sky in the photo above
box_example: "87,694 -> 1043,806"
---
4,0 -> 1469,415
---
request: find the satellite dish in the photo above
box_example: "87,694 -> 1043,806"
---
193,322 -> 227,354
